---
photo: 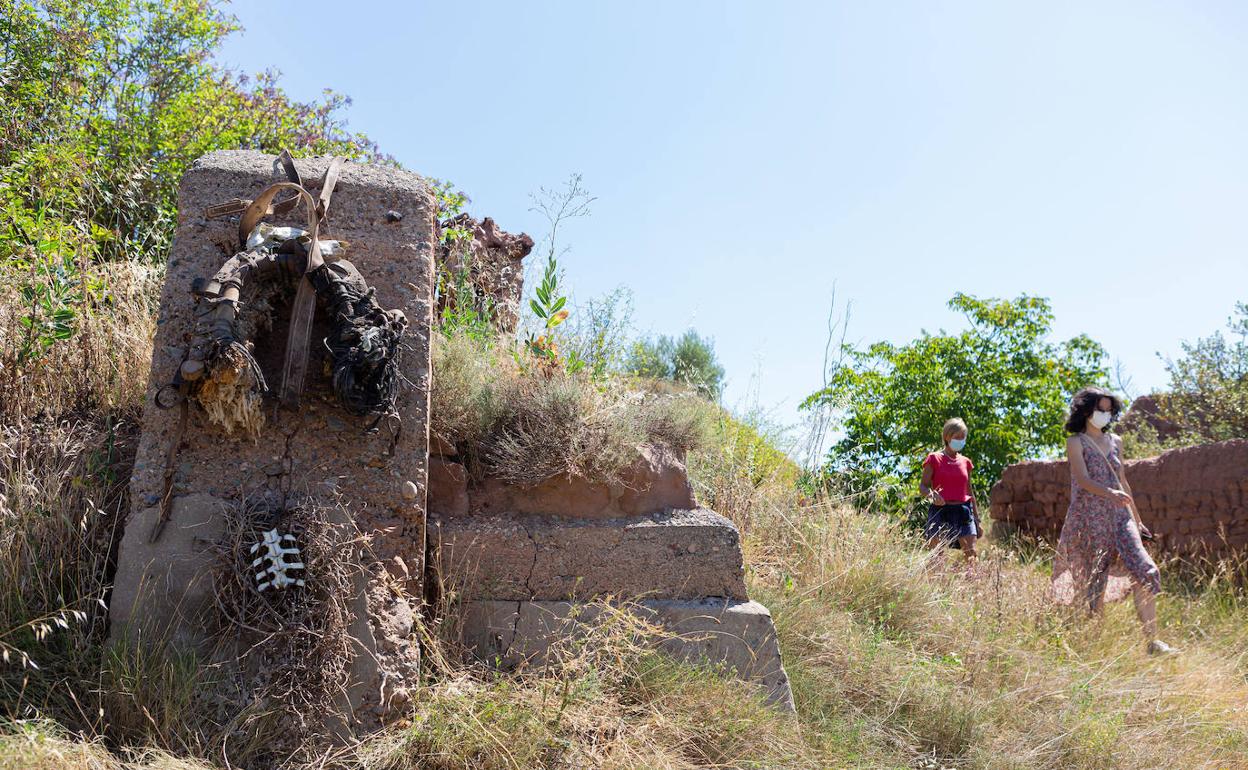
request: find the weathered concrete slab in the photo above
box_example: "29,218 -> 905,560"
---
461,445 -> 697,520
109,494 -> 227,647
110,150 -> 435,726
457,598 -> 794,711
429,508 -> 748,601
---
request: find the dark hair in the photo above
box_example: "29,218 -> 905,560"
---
1064,387 -> 1124,434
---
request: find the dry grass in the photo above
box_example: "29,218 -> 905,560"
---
3,268 -> 1248,768
704,460 -> 1248,769
361,601 -> 810,770
431,332 -> 714,486
0,260 -> 160,420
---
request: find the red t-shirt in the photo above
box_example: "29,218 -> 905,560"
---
923,452 -> 973,503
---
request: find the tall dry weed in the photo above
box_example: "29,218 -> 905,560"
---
0,260 -> 160,420
362,599 -> 809,770
431,332 -> 713,486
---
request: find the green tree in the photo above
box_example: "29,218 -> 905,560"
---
1,0 -> 386,378
802,293 -> 1108,521
1154,302 -> 1248,443
626,330 -> 726,399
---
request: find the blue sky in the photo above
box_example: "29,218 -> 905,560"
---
218,1 -> 1247,444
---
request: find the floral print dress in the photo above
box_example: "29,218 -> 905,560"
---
1051,433 -> 1161,608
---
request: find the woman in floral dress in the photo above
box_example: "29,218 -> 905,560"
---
1051,387 -> 1174,654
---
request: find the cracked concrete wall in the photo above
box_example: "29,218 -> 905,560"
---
427,437 -> 796,709
109,151 -> 435,727
990,439 -> 1248,557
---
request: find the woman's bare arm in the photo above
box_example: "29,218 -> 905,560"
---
1114,435 -> 1147,527
1067,435 -> 1122,500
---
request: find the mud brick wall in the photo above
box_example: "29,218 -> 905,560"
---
990,439 -> 1248,558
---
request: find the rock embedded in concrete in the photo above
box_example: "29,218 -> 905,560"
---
430,508 -> 749,601
436,214 -> 534,334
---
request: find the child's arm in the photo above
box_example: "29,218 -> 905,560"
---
919,458 -> 945,505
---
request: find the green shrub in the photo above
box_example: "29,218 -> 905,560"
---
802,293 -> 1108,523
625,330 -> 726,400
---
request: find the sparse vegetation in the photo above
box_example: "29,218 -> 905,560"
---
1144,302 -> 1248,449
3,4 -> 1247,769
431,331 -> 714,486
626,330 -> 727,400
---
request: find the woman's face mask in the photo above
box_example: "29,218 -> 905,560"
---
1089,410 -> 1113,429
949,436 -> 966,451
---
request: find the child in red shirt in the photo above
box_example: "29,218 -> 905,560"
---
919,417 -> 980,560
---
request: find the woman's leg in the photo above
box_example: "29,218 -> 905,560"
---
1133,583 -> 1159,640
1085,551 -> 1113,616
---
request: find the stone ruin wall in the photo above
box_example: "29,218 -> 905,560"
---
110,151 -> 436,732
436,213 -> 535,334
429,206 -> 794,710
990,439 -> 1248,558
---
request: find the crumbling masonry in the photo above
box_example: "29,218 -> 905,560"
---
110,151 -> 792,742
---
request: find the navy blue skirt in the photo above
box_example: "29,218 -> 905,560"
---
924,502 -> 977,544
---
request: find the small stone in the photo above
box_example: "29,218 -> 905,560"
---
391,555 -> 410,578
385,209 -> 403,222
401,480 -> 419,500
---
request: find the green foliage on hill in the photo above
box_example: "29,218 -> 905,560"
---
803,293 -> 1108,521
626,329 -> 726,400
1156,302 -> 1248,442
1,0 -> 385,373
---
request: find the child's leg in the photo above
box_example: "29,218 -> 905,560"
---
958,535 -> 978,561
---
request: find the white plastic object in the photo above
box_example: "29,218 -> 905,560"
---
249,528 -> 306,592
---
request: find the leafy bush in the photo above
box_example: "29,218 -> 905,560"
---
1153,302 -> 1248,444
0,0 -> 387,411
625,329 -> 726,400
802,293 -> 1108,521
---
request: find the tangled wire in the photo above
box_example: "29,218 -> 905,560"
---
177,227 -> 408,431
310,261 -> 408,417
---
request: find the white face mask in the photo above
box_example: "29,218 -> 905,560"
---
1089,410 -> 1112,429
